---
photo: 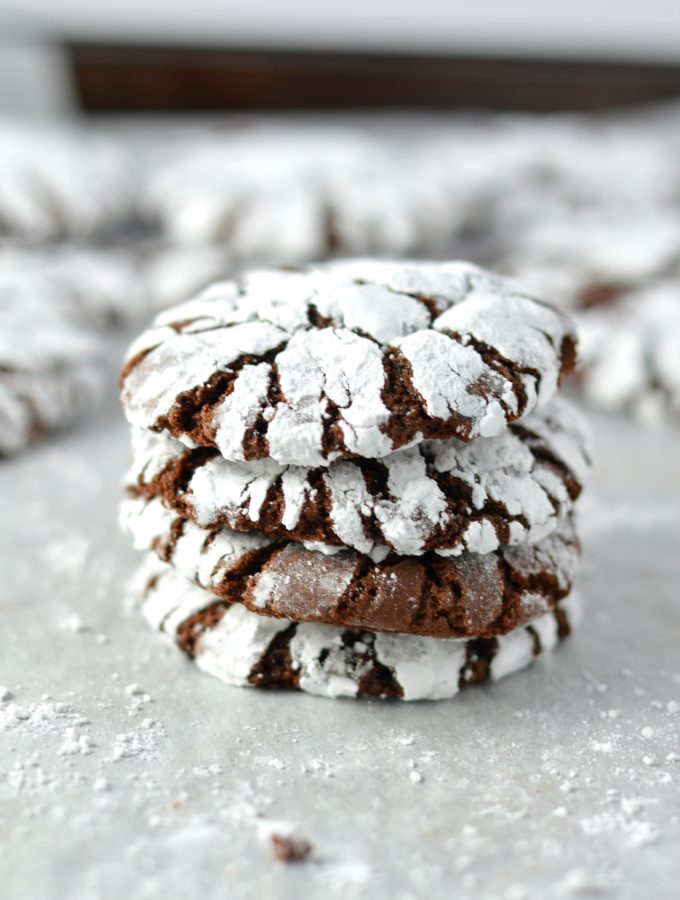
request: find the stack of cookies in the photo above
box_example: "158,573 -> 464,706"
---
120,260 -> 590,701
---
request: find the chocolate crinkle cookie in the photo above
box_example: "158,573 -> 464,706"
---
125,397 -> 590,557
133,554 -> 582,702
120,494 -> 580,640
0,246 -> 154,457
120,259 -> 577,467
120,259 -> 590,702
0,286 -> 106,457
577,281 -> 680,427
0,120 -> 134,242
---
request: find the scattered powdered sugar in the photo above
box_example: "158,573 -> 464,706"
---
59,612 -> 89,633
58,727 -> 94,757
4,522 -> 679,899
0,690 -> 166,776
111,719 -> 166,762
0,698 -> 88,740
580,796 -> 661,849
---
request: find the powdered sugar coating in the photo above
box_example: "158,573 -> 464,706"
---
265,327 -> 393,463
0,245 -> 146,330
123,321 -> 287,440
135,555 -> 580,701
127,397 -> 590,556
0,120 -> 134,241
121,260 -> 576,466
578,281 -> 680,427
142,128 -> 463,263
500,213 -> 680,311
120,494 -> 580,639
0,283 -> 106,456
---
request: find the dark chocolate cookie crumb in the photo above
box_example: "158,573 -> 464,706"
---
270,834 -> 312,863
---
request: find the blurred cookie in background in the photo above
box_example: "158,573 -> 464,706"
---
463,117 -> 679,241
578,281 -> 680,427
0,244 -> 155,456
141,243 -> 233,314
0,278 -> 107,456
142,125 -> 464,265
497,213 -> 680,310
0,119 -> 136,242
0,244 -> 148,329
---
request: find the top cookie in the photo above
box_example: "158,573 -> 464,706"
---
121,260 -> 577,467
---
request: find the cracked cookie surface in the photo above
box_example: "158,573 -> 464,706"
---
120,260 -> 577,467
135,554 -> 581,701
126,397 -> 590,557
120,493 -> 580,640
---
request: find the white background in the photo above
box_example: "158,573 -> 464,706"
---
2,0 -> 680,63
2,2 -> 680,116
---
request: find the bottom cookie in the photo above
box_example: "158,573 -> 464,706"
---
135,555 -> 581,702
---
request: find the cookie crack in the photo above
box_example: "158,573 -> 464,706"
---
154,341 -> 288,445
443,329 -> 535,419
247,622 -> 300,689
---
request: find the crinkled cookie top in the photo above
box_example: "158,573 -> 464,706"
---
121,259 -> 577,468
